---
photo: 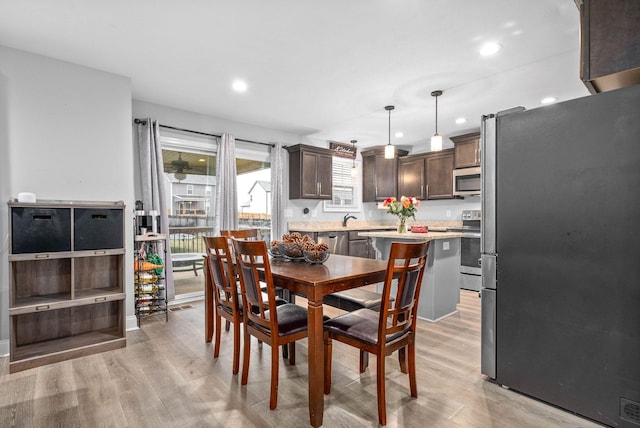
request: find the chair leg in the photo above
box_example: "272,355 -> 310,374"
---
270,343 -> 280,410
213,314 -> 222,358
225,320 -> 231,332
232,322 -> 240,375
376,352 -> 387,426
398,345 -> 408,374
360,350 -> 369,373
408,342 -> 418,398
241,327 -> 251,385
288,342 -> 296,365
324,333 -> 332,395
282,343 -> 288,359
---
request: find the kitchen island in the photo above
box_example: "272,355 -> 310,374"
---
358,230 -> 463,321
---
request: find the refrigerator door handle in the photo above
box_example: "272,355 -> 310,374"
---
482,254 -> 497,290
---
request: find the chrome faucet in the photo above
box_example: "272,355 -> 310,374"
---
342,213 -> 357,227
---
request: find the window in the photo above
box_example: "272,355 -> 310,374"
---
186,184 -> 194,195
323,156 -> 361,212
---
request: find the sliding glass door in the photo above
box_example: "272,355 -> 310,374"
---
159,129 -> 271,299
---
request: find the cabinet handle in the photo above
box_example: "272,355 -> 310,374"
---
421,184 -> 424,198
36,305 -> 50,311
94,250 -> 107,255
318,182 -> 322,195
95,297 -> 107,302
35,254 -> 50,259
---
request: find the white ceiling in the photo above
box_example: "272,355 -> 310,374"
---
0,0 -> 589,151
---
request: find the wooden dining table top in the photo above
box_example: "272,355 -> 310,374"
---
268,254 -> 389,298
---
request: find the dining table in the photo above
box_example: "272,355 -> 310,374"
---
204,253 -> 389,427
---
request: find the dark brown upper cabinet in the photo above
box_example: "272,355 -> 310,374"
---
361,146 -> 408,202
286,144 -> 333,199
398,155 -> 427,199
398,148 -> 455,200
580,0 -> 640,94
425,149 -> 454,199
451,132 -> 480,169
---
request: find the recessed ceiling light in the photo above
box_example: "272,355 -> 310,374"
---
232,80 -> 248,92
199,158 -> 206,162
541,97 -> 556,104
455,117 -> 467,124
395,132 -> 404,138
479,42 -> 502,56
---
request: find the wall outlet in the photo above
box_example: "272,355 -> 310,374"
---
284,208 -> 293,218
443,241 -> 450,251
446,210 -> 452,217
311,209 -> 318,217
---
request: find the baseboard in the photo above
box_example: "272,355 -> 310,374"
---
126,315 -> 139,332
0,339 -> 8,357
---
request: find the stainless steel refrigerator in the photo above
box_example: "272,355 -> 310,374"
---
481,84 -> 640,427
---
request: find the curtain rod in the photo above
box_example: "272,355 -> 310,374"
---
133,118 -> 275,148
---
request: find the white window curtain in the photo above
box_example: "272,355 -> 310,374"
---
136,118 -> 175,300
214,133 -> 238,235
270,142 -> 286,241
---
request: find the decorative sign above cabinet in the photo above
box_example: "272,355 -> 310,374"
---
329,141 -> 356,159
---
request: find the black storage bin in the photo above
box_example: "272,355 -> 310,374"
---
74,208 -> 123,250
11,207 -> 72,254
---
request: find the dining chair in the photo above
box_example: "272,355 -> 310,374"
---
203,236 -> 243,374
220,228 -> 259,240
323,240 -> 430,425
232,238 -> 310,410
220,228 -> 290,358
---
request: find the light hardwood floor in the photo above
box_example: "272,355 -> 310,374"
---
0,290 -> 602,427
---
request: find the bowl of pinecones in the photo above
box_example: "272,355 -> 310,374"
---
277,232 -> 312,260
303,241 -> 330,264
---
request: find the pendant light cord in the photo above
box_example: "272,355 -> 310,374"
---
431,90 -> 443,136
435,95 -> 438,134
388,108 -> 391,145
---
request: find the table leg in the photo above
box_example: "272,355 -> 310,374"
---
307,297 -> 325,427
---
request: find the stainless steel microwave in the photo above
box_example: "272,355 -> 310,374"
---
453,166 -> 481,196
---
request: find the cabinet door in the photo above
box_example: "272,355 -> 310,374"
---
374,155 -> 398,200
426,150 -> 454,199
398,156 -> 426,199
362,153 -> 377,202
452,132 -> 480,168
349,239 -> 371,258
316,153 -> 333,199
302,152 -> 321,198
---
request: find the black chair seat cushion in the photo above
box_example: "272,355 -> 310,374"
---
250,303 -> 308,336
323,288 -> 393,312
324,308 -> 408,345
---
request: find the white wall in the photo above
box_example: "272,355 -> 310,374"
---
0,46 -> 136,354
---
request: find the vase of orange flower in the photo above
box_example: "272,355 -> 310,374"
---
383,196 -> 420,233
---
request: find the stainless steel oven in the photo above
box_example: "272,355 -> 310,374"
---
450,210 -> 481,291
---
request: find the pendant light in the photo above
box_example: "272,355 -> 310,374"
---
431,90 -> 443,151
384,105 -> 395,159
350,140 -> 358,177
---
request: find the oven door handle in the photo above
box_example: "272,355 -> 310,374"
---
478,258 -> 482,267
